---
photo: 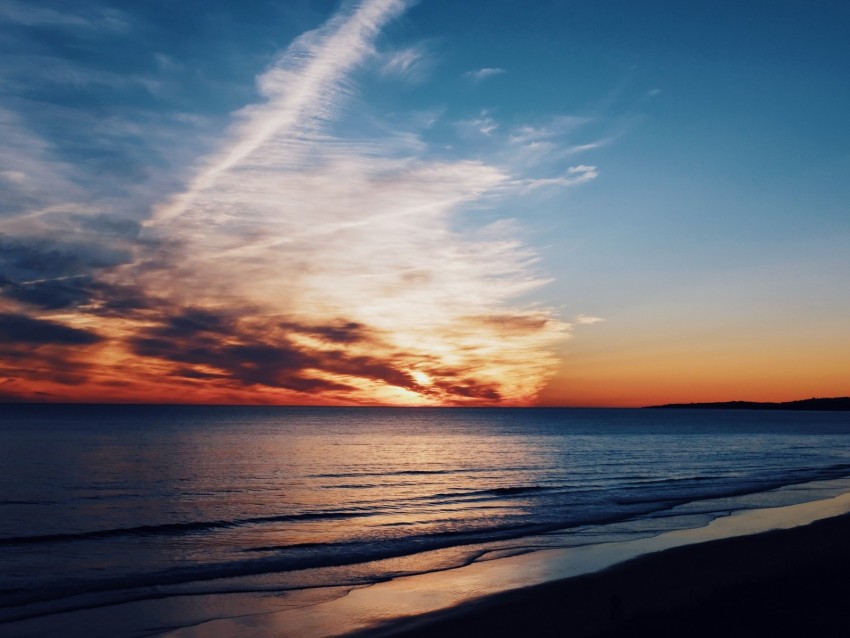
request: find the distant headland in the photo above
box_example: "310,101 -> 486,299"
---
646,397 -> 850,411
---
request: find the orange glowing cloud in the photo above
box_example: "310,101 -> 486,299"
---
0,0 -> 590,406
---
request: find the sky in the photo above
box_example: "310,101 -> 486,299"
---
0,0 -> 848,406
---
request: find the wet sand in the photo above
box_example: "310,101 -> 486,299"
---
373,511 -> 850,638
151,492 -> 850,638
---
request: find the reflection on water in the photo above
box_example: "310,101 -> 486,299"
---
2,405 -> 850,637
164,486 -> 850,638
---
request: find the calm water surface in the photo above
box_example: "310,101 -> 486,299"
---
2,405 -> 850,635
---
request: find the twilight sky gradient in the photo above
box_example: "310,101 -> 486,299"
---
0,0 -> 848,406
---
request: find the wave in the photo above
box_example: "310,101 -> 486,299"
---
611,463 -> 850,506
0,517 -> 589,619
6,467 -> 850,622
0,541 -> 495,626
0,510 -> 379,546
8,463 -> 850,548
482,486 -> 549,496
310,466 -> 538,479
312,469 -> 460,479
0,500 -> 52,506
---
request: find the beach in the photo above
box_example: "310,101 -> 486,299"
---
4,406 -> 850,637
151,489 -> 850,638
3,1 -> 850,636
371,510 -> 850,638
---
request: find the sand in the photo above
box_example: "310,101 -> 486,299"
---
364,512 -> 850,638
150,493 -> 850,638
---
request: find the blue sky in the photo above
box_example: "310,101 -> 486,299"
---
0,0 -> 848,405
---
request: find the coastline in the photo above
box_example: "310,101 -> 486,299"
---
7,410 -> 850,638
370,511 -> 850,638
157,488 -> 850,638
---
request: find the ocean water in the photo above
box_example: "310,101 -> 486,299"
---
3,405 -> 850,636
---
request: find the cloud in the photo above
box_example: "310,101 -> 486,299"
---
379,44 -> 432,82
0,313 -> 103,345
464,67 -> 505,83
124,308 -> 422,394
500,116 -> 611,168
0,108 -> 82,219
151,0 -> 408,225
0,171 -> 26,183
0,234 -> 140,312
0,1 -> 130,31
520,165 -> 598,191
574,314 -> 606,326
129,0 -> 567,404
569,164 -> 595,174
570,142 -> 609,158
0,0 -> 578,406
508,116 -> 590,145
456,111 -> 499,136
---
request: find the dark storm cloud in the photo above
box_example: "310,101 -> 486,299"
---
0,235 -> 148,311
0,343 -> 93,384
433,378 -> 502,401
1,275 -> 97,310
0,236 -> 94,279
90,284 -> 152,314
126,309 -> 422,395
0,322 -> 100,387
173,367 -> 228,380
0,235 -> 132,281
150,308 -> 233,338
0,312 -> 103,345
130,331 -> 353,393
322,350 -> 417,389
280,320 -> 368,344
0,272 -> 152,313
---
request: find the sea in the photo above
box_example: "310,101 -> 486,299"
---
3,405 -> 850,637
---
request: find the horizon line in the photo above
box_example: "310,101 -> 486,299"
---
1,396 -> 847,410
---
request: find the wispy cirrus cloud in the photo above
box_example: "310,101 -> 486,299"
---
519,164 -> 598,192
456,111 -> 499,136
503,116 -> 611,170
379,44 -> 432,82
0,0 -> 129,31
0,0 -> 599,405
508,117 -> 590,144
464,67 -> 505,83
151,0 -> 409,226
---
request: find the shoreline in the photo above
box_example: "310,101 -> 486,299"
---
156,488 -> 850,638
5,489 -> 850,637
359,508 -> 850,637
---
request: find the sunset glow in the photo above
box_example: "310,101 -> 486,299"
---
0,0 -> 572,405
1,0 -> 848,405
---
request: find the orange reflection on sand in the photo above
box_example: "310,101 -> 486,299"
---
163,491 -> 850,638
